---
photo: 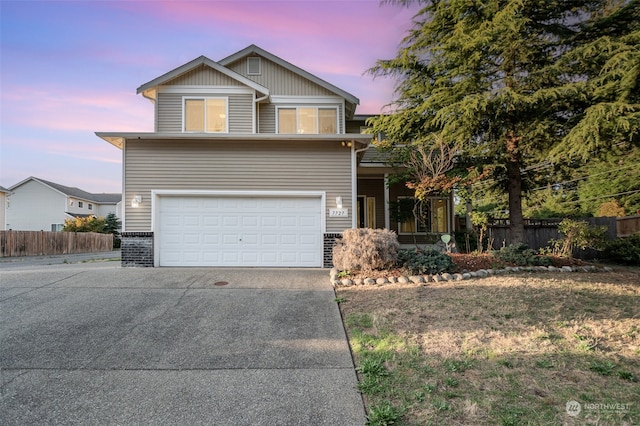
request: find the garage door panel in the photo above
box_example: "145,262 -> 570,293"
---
222,234 -> 240,245
261,234 -> 278,245
279,216 -> 297,227
203,234 -> 219,244
203,252 -> 220,263
203,216 -> 220,227
184,233 -> 201,245
242,216 -> 258,227
280,234 -> 297,245
158,195 -> 322,267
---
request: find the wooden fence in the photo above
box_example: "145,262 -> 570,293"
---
0,230 -> 114,257
617,215 -> 640,237
487,217 -> 618,252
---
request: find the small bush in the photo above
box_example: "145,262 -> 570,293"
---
454,230 -> 478,253
603,233 -> 640,265
494,244 -> 552,266
332,228 -> 399,272
399,249 -> 455,275
549,219 -> 608,258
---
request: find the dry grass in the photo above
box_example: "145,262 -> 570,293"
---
338,266 -> 640,425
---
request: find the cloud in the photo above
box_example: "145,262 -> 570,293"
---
1,85 -> 153,133
110,0 -> 418,110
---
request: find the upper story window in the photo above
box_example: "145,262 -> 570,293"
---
277,107 -> 337,134
184,97 -> 228,133
88,203 -> 93,210
78,201 -> 84,208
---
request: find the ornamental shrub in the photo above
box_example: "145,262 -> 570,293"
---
603,233 -> 640,265
494,243 -> 552,266
332,228 -> 399,272
398,249 -> 454,275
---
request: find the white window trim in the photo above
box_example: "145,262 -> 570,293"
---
275,106 -> 339,135
182,96 -> 229,133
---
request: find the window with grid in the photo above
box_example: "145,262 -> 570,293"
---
398,197 -> 449,234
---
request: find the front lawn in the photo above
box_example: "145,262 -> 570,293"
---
337,266 -> 640,425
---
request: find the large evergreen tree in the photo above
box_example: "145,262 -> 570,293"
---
369,0 -> 639,244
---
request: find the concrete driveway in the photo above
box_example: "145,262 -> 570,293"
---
0,263 -> 366,425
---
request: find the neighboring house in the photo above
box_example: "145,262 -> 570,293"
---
6,177 -> 121,231
0,186 -> 11,230
96,44 -> 454,268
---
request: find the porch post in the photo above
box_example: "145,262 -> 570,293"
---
384,174 -> 390,230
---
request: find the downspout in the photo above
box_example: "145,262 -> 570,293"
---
352,142 -> 370,228
254,93 -> 269,134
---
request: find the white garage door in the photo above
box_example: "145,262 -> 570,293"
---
157,195 -> 322,267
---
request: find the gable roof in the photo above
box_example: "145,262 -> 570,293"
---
9,177 -> 121,204
136,55 -> 270,101
219,44 -> 360,114
0,185 -> 11,194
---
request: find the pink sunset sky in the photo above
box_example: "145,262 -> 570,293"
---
0,0 -> 419,193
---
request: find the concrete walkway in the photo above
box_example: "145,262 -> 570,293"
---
0,265 -> 366,425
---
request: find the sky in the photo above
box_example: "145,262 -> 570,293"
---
0,0 -> 419,193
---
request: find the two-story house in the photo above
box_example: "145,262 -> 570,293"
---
97,45 -> 454,268
6,177 -> 121,231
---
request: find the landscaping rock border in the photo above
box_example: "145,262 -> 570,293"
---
329,265 -> 613,287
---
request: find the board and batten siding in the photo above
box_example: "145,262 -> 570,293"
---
168,64 -> 244,86
123,139 -> 352,233
157,92 -> 253,133
226,56 -> 335,97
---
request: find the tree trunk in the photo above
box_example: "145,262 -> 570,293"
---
506,133 -> 525,245
465,185 -> 474,232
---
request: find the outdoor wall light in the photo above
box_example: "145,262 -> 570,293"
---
131,195 -> 142,208
341,141 -> 352,147
336,196 -> 343,209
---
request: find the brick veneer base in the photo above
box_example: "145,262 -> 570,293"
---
122,232 -> 339,268
121,232 -> 154,267
323,233 -> 343,268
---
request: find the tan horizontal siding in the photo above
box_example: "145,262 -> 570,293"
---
258,104 -> 275,133
157,93 -> 182,132
168,64 -> 243,86
123,139 -> 352,232
226,56 -> 335,97
229,94 -> 253,133
157,93 -> 253,133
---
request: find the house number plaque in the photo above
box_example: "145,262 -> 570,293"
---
329,208 -> 348,217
